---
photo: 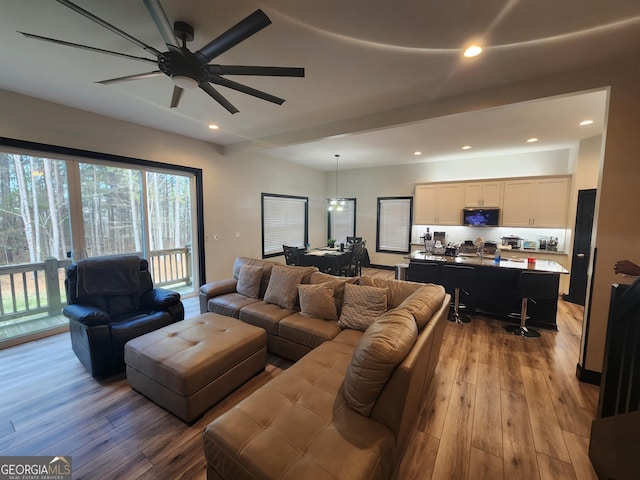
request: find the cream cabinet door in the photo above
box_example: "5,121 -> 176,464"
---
414,184 -> 437,224
414,183 -> 463,224
533,177 -> 570,227
464,181 -> 503,207
502,177 -> 570,227
436,183 -> 463,224
502,180 -> 536,226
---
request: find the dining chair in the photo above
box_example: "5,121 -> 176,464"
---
341,242 -> 365,276
346,236 -> 363,245
282,245 -> 300,265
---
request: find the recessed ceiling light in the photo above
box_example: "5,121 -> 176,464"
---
527,137 -> 538,143
208,124 -> 219,130
414,151 -> 422,156
463,45 -> 483,58
579,119 -> 594,126
462,145 -> 472,150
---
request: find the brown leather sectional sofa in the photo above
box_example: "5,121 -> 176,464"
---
199,257 -> 450,479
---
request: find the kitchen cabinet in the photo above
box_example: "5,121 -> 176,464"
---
414,183 -> 463,225
464,181 -> 503,207
502,176 -> 570,227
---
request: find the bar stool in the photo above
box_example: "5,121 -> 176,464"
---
407,262 -> 439,284
441,264 -> 475,324
506,270 -> 557,337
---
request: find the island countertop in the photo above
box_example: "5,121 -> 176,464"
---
408,250 -> 569,274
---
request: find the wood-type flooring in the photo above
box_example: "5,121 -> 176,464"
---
0,267 -> 600,479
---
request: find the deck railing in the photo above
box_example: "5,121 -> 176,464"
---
0,246 -> 192,325
0,258 -> 71,323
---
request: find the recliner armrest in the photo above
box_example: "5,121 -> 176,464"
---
63,304 -> 111,327
141,288 -> 181,310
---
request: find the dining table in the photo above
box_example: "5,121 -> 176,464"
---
300,247 -> 352,275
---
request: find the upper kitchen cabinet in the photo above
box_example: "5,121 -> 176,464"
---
464,181 -> 504,207
414,183 -> 463,225
502,176 -> 570,227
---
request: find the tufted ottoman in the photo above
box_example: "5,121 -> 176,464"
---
124,312 -> 267,423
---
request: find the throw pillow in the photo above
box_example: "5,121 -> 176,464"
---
298,283 -> 338,320
263,264 -> 308,310
343,308 -> 418,416
236,264 -> 263,298
338,283 -> 388,331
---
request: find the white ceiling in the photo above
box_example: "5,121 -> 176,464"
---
1,1 -> 638,170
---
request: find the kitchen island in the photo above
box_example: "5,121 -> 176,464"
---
407,251 -> 569,329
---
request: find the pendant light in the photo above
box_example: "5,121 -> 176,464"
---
328,154 -> 346,212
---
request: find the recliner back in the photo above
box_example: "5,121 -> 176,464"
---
65,257 -> 154,316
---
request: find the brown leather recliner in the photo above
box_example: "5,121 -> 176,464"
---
63,254 -> 184,377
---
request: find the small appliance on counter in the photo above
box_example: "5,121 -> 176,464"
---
548,236 -> 559,251
501,236 -> 523,249
523,240 -> 537,250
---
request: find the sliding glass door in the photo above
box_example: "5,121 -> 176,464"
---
1,150 -> 197,346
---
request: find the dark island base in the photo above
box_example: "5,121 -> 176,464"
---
408,260 -> 559,330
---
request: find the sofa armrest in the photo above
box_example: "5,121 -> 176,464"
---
63,304 -> 111,327
199,279 -> 238,313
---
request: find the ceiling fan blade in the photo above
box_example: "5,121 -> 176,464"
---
18,32 -> 157,65
200,83 -> 239,114
170,86 -> 184,108
195,9 -> 271,63
55,0 -> 161,57
208,65 -> 305,77
97,71 -> 163,85
142,0 -> 179,48
209,75 -> 285,105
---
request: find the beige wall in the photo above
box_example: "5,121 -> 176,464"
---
1,54 -> 639,375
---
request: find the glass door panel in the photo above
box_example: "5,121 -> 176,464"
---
0,152 -> 72,344
79,163 -> 143,257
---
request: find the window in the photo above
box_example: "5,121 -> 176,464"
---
327,198 -> 356,245
262,193 -> 308,258
376,197 -> 412,253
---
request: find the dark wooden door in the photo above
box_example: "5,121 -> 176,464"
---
564,189 -> 597,305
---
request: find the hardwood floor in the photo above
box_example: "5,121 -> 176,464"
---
0,268 -> 600,479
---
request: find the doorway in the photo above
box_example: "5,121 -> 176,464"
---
564,189 -> 597,305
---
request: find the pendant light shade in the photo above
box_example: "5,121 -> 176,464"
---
328,154 -> 345,211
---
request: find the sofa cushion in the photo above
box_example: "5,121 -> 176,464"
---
358,277 -> 423,309
298,283 -> 338,320
236,264 -> 263,298
279,313 -> 342,349
338,283 -> 388,331
343,308 -> 418,416
308,272 -> 358,314
208,293 -> 261,319
397,284 -> 447,330
202,340 -> 395,480
239,301 -> 294,335
264,265 -> 311,310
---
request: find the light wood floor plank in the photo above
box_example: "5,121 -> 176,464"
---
431,380 -> 475,480
468,446 -> 504,480
520,365 -> 571,463
562,431 -> 599,480
472,363 -> 503,458
537,452 -> 577,480
501,389 -> 540,480
395,430 -> 439,480
419,354 -> 459,439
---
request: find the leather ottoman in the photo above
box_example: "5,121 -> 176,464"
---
124,312 -> 267,423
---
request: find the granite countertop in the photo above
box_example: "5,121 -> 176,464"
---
408,250 -> 569,274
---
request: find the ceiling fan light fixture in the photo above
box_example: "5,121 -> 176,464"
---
172,75 -> 198,89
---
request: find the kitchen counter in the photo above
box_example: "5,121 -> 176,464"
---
408,251 -> 569,274
407,250 -> 567,329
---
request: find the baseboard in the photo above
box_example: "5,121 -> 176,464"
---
576,362 -> 601,386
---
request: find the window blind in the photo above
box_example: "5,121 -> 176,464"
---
377,197 -> 412,253
262,194 -> 308,257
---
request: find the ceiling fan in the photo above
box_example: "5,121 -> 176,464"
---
19,0 -> 305,114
